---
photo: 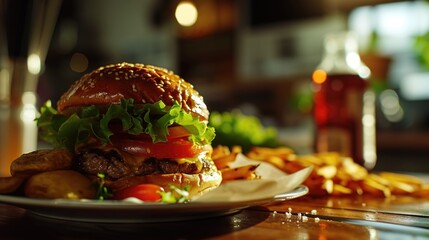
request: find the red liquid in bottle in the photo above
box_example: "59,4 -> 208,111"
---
312,32 -> 376,169
313,73 -> 372,167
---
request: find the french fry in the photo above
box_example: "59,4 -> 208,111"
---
317,165 -> 337,179
246,146 -> 294,161
231,145 -> 242,154
341,158 -> 368,181
295,155 -> 325,167
361,174 -> 391,198
262,156 -> 286,170
213,152 -> 238,169
211,145 -> 261,182
221,164 -> 259,181
378,172 -> 423,187
333,184 -> 353,195
212,145 -> 231,160
314,152 -> 342,166
322,179 -> 334,194
390,181 -> 417,195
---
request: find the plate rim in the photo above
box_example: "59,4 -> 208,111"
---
0,185 -> 308,222
0,185 -> 308,209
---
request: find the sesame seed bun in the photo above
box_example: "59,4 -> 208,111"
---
57,62 -> 209,121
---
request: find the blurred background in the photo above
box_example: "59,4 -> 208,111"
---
2,0 -> 429,172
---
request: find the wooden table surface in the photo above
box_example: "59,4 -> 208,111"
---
1,194 -> 429,240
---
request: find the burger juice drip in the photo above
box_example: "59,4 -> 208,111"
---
312,32 -> 376,170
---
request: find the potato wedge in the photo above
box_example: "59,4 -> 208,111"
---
25,170 -> 96,199
0,175 -> 27,194
11,149 -> 73,176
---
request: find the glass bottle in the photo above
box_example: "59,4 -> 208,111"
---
312,31 -> 376,170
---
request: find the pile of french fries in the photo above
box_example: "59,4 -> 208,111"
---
212,145 -> 429,198
212,145 -> 260,181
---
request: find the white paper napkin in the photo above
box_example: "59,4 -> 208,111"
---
194,153 -> 313,202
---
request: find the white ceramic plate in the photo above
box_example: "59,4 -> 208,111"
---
0,185 -> 308,223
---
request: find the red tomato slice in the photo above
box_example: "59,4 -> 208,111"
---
110,137 -> 203,159
114,184 -> 164,202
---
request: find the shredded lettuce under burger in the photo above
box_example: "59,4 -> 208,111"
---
36,98 -> 215,151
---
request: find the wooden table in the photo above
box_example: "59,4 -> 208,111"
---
1,195 -> 428,240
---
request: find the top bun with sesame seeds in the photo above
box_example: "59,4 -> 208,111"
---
34,62 -> 221,200
57,62 -> 209,121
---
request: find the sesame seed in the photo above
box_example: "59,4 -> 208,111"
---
115,77 -> 120,80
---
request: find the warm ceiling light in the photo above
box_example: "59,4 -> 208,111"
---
175,1 -> 198,27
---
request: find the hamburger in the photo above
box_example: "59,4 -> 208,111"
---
34,62 -> 222,199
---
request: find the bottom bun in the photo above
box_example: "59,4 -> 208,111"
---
106,164 -> 222,199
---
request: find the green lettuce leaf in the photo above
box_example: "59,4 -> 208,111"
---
36,98 -> 215,151
208,111 -> 279,153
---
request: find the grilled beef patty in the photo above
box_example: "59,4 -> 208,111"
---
73,148 -> 200,180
